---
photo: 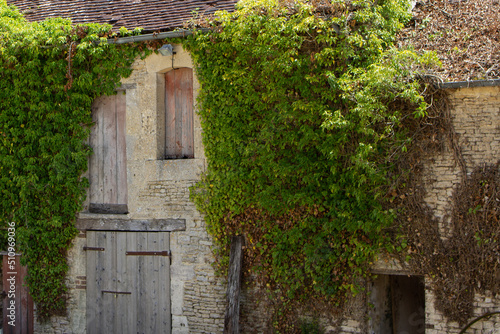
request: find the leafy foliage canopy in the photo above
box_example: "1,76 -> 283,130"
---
186,0 -> 438,327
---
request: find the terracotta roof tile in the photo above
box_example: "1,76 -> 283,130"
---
6,0 -> 237,32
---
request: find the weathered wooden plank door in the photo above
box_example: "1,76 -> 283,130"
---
2,254 -> 34,334
86,232 -> 171,334
165,68 -> 194,159
89,93 -> 128,213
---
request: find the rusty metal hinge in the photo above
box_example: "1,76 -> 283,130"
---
83,246 -> 105,251
125,250 -> 171,257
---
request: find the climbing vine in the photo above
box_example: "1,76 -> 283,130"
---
185,0 -> 439,329
0,1 -> 149,318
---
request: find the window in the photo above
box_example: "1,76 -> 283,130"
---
88,93 -> 128,214
165,68 -> 194,159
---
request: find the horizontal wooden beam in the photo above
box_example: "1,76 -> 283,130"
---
76,218 -> 186,232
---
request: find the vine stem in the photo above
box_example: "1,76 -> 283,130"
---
64,41 -> 76,91
458,311 -> 500,334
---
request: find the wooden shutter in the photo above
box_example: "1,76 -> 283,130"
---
89,93 -> 128,213
165,68 -> 194,159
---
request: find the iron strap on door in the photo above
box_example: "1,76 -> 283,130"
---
125,250 -> 171,257
101,291 -> 132,295
83,246 -> 105,251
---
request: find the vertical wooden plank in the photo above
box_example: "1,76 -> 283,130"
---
144,233 -> 156,334
115,92 -> 128,205
96,232 -> 106,333
102,231 -> 116,334
179,68 -> 194,158
159,232 -> 171,333
2,256 -> 5,332
165,71 -> 177,158
2,254 -> 13,334
103,97 -> 118,204
2,255 -> 24,334
15,256 -> 21,332
174,69 -> 184,158
224,235 -> 244,334
126,232 -> 138,334
85,231 -> 96,334
136,233 -> 147,334
27,274 -> 34,334
89,98 -> 104,204
96,232 -> 108,333
115,232 -> 129,334
3,255 -> 8,333
98,98 -> 106,204
149,233 -> 160,333
86,231 -> 97,334
18,263 -> 31,334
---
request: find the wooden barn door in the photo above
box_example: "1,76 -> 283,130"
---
2,254 -> 34,334
86,232 -> 171,334
89,93 -> 128,214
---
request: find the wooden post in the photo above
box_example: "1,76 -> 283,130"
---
224,235 -> 244,334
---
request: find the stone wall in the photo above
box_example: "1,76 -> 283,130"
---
421,85 -> 500,333
423,85 -> 500,233
374,84 -> 500,334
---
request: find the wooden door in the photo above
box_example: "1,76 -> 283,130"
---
89,93 -> 128,214
86,231 -> 171,334
2,254 -> 34,334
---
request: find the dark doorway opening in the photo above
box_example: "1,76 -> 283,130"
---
369,274 -> 425,334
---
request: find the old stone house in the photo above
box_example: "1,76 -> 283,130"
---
3,0 -> 500,333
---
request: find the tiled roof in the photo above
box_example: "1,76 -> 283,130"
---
6,0 -> 237,32
397,0 -> 499,81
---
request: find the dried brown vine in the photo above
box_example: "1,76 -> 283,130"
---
393,82 -> 500,324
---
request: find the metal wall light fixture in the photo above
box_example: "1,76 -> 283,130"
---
159,44 -> 177,69
159,44 -> 175,56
